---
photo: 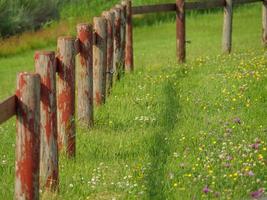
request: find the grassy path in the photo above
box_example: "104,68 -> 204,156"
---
1,4 -> 267,199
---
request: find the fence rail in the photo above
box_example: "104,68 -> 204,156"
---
0,0 -> 265,199
132,0 -> 262,15
0,95 -> 16,124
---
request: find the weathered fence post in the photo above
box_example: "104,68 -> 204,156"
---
176,0 -> 186,63
122,0 -> 134,72
93,17 -> 107,106
57,37 -> 76,157
222,0 -> 233,53
15,72 -> 41,200
120,3 -> 127,71
76,23 -> 94,126
263,0 -> 267,47
102,11 -> 115,96
112,7 -> 122,81
116,4 -> 126,72
34,51 -> 59,191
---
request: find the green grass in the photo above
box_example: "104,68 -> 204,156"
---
1,3 -> 267,200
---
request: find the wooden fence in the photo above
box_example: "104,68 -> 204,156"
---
0,0 -> 265,199
133,0 -> 266,62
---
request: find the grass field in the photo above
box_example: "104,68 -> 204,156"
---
0,3 -> 267,200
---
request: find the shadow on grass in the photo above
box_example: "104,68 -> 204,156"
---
145,77 -> 181,199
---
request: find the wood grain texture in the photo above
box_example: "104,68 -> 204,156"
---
222,0 -> 233,53
77,23 -> 94,126
34,51 -> 59,191
57,36 -> 76,157
15,72 -> 41,200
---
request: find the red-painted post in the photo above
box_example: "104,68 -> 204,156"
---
34,51 -> 59,191
102,11 -> 115,95
176,0 -> 186,63
15,72 -> 41,200
93,17 -> 107,106
112,7 -> 122,80
76,23 -> 94,126
57,37 -> 76,157
122,0 -> 134,72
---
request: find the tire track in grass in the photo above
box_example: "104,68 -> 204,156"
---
145,68 -> 184,199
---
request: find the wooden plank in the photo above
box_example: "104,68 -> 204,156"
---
132,3 -> 176,15
185,0 -> 224,10
0,95 -> 16,124
132,0 -> 262,15
234,0 -> 261,5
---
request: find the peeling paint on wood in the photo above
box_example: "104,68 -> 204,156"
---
15,72 -> 40,200
77,23 -> 94,126
34,51 -> 59,191
102,11 -> 115,96
57,37 -> 76,157
122,0 -> 134,72
93,17 -> 107,106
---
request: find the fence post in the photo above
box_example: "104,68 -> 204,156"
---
222,0 -> 233,53
34,51 -> 59,191
93,17 -> 107,106
102,11 -> 115,96
122,0 -> 134,72
116,4 -> 126,72
176,0 -> 186,63
15,72 -> 41,200
115,5 -> 124,79
112,7 -> 121,81
57,36 -> 76,157
263,0 -> 267,47
76,23 -> 94,126
121,3 -> 127,71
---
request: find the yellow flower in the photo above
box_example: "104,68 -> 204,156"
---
258,154 -> 263,160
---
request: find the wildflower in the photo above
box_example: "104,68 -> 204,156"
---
203,185 -> 211,194
248,170 -> 254,177
250,188 -> 264,199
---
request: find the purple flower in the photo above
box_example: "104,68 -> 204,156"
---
203,185 -> 211,194
250,188 -> 264,199
251,139 -> 261,150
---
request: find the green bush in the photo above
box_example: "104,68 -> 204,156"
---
0,0 -> 60,37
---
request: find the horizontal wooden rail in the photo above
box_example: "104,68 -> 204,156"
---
132,0 -> 263,15
132,3 -> 176,14
0,95 -> 16,124
186,0 -> 224,10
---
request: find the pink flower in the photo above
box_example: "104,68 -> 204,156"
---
248,170 -> 254,177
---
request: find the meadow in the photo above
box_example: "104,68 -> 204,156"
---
0,2 -> 267,200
